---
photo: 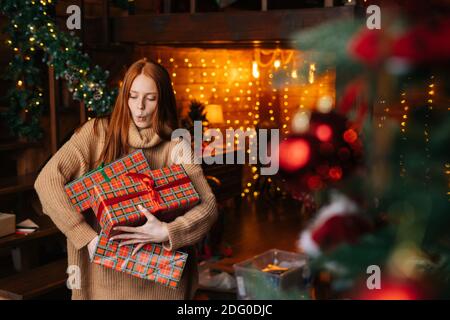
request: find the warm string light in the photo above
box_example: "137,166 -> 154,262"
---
445,163 -> 450,200
308,63 -> 316,84
377,99 -> 389,129
424,76 -> 434,184
399,91 -> 407,178
156,49 -> 334,199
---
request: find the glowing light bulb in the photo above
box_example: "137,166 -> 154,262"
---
252,61 -> 260,78
317,96 -> 333,113
308,63 -> 316,84
274,60 -> 281,69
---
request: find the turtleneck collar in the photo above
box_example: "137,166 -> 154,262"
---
128,121 -> 163,149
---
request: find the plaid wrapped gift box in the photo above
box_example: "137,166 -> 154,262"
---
91,231 -> 188,288
65,149 -> 150,213
91,164 -> 201,238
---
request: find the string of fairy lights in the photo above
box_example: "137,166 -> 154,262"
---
424,76 -> 434,185
148,47 -> 335,198
382,76 -> 440,183
399,91 -> 408,178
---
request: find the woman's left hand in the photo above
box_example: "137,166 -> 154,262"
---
110,205 -> 169,256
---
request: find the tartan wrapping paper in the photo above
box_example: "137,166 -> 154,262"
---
64,149 -> 150,212
91,164 -> 201,238
91,230 -> 188,288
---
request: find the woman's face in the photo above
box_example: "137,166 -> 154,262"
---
128,73 -> 158,129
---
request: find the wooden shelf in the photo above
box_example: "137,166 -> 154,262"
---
0,140 -> 43,152
0,214 -> 60,251
0,259 -> 67,300
0,172 -> 38,196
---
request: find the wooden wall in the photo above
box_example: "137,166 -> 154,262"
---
133,45 -> 336,139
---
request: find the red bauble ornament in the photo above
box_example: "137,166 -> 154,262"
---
348,29 -> 383,66
278,138 -> 311,172
316,124 -> 333,142
392,18 -> 450,65
278,111 -> 363,193
353,278 -> 427,300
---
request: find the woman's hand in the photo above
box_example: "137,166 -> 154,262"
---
87,235 -> 99,260
110,205 -> 169,256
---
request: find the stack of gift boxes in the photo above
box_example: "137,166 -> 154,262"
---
64,150 -> 200,288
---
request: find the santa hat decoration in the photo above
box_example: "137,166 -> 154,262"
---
298,192 -> 373,257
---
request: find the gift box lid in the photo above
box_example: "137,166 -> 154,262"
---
65,149 -> 150,212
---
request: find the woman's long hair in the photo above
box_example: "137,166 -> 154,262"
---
89,58 -> 179,166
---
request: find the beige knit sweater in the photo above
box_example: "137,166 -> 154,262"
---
34,118 -> 218,300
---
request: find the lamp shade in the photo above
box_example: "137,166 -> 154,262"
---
205,104 -> 224,124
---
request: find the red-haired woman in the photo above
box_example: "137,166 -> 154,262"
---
34,58 -> 218,300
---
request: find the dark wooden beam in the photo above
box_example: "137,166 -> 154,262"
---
48,66 -> 58,155
80,101 -> 86,124
84,7 -> 355,46
102,0 -> 110,45
0,259 -> 67,300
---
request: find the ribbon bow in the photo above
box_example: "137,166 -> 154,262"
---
124,172 -> 163,207
95,172 -> 162,220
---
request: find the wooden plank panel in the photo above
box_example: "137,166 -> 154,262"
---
0,172 -> 38,196
84,7 -> 355,44
48,66 -> 58,155
0,259 -> 67,300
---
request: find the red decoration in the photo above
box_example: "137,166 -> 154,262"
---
343,129 -> 358,144
299,193 -> 372,257
278,111 -> 363,193
349,17 -> 450,67
316,124 -> 333,142
348,29 -> 383,66
278,138 -> 311,172
353,279 -> 426,300
328,166 -> 343,180
311,214 -> 372,251
392,18 -> 450,64
307,175 -> 322,191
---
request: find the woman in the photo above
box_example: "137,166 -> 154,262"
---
34,58 -> 218,300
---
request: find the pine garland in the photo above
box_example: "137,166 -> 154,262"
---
0,0 -> 118,140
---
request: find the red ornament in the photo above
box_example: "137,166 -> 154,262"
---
343,129 -> 358,144
349,17 -> 450,67
392,18 -> 450,65
329,166 -> 343,180
348,29 -> 383,66
354,280 -> 424,300
278,138 -> 311,172
316,124 -> 333,142
307,175 -> 322,191
221,245 -> 233,258
278,111 -> 363,193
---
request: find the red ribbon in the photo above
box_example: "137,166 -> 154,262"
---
95,172 -> 192,220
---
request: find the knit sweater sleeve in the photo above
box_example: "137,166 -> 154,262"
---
162,140 -> 219,251
34,119 -> 100,250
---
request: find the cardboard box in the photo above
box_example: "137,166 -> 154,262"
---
0,213 -> 16,238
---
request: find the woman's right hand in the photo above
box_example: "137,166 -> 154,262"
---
87,235 -> 99,260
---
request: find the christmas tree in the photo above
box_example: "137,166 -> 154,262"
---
276,2 -> 450,299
